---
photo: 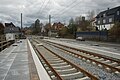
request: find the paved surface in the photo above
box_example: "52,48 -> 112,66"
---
28,40 -> 51,80
51,38 -> 120,53
0,40 -> 39,80
27,40 -> 40,80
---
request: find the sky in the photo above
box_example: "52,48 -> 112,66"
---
0,0 -> 120,27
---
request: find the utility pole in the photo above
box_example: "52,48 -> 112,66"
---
21,13 -> 22,30
48,15 -> 51,37
49,15 -> 51,29
20,13 -> 23,39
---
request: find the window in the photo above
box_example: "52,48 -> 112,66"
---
109,18 -> 112,22
117,11 -> 119,15
98,20 -> 100,24
103,19 -> 106,23
103,14 -> 106,17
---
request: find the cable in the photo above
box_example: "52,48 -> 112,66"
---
40,0 -> 50,15
53,0 -> 78,16
56,1 -> 80,17
54,0 -> 82,21
38,0 -> 48,15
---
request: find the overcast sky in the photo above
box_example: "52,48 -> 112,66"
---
0,0 -> 120,27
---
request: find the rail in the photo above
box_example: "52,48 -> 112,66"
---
45,40 -> 120,72
32,39 -> 99,80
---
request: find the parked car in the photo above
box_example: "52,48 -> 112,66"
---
76,37 -> 85,41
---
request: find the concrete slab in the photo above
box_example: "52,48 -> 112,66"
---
27,39 -> 51,80
0,40 -> 35,80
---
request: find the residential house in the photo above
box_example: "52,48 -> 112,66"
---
0,22 -> 4,35
48,30 -> 58,37
0,23 -> 5,41
4,22 -> 21,40
96,6 -> 120,30
48,22 -> 64,37
52,22 -> 64,31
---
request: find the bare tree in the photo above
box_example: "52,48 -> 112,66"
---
87,10 -> 95,21
74,16 -> 82,25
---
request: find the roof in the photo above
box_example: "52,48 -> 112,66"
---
96,6 -> 120,18
5,22 -> 16,27
0,23 -> 4,29
52,22 -> 64,30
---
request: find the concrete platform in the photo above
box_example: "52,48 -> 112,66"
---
27,39 -> 51,80
0,40 -> 40,80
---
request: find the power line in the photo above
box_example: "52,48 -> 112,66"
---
54,0 -> 82,21
40,0 -> 50,15
41,0 -> 44,3
38,0 -> 47,15
60,2 -> 81,16
53,0 -> 78,16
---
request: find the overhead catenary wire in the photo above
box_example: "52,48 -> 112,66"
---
53,0 -> 83,22
53,0 -> 78,17
40,0 -> 51,15
39,0 -> 81,23
38,0 -> 47,15
56,1 -> 81,18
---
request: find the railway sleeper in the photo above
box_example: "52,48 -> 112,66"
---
84,55 -> 94,58
48,70 -> 54,75
47,58 -> 61,61
105,67 -> 112,72
108,62 -> 119,67
90,57 -> 99,59
102,60 -> 111,64
45,66 -> 51,71
96,58 -> 105,61
51,62 -> 68,66
43,63 -> 48,67
60,71 -> 85,80
46,56 -> 58,59
49,60 -> 64,63
57,68 -> 78,74
75,76 -> 90,80
116,66 -> 120,69
51,75 -> 58,80
53,65 -> 73,70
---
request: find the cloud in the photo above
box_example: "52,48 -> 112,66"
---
0,0 -> 120,27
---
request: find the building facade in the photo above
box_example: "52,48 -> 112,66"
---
52,22 -> 64,31
96,6 -> 120,30
0,23 -> 4,35
48,22 -> 64,37
0,23 -> 5,41
4,22 -> 21,40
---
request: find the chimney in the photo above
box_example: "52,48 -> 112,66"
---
108,8 -> 110,10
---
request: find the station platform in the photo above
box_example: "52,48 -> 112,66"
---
0,39 -> 51,80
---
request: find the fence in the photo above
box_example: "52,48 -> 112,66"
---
0,35 -> 6,42
0,40 -> 15,52
76,31 -> 108,41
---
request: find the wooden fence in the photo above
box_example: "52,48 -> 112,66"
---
0,40 -> 15,52
0,35 -> 6,42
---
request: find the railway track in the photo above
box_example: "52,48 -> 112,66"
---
42,40 -> 120,73
30,39 -> 99,80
